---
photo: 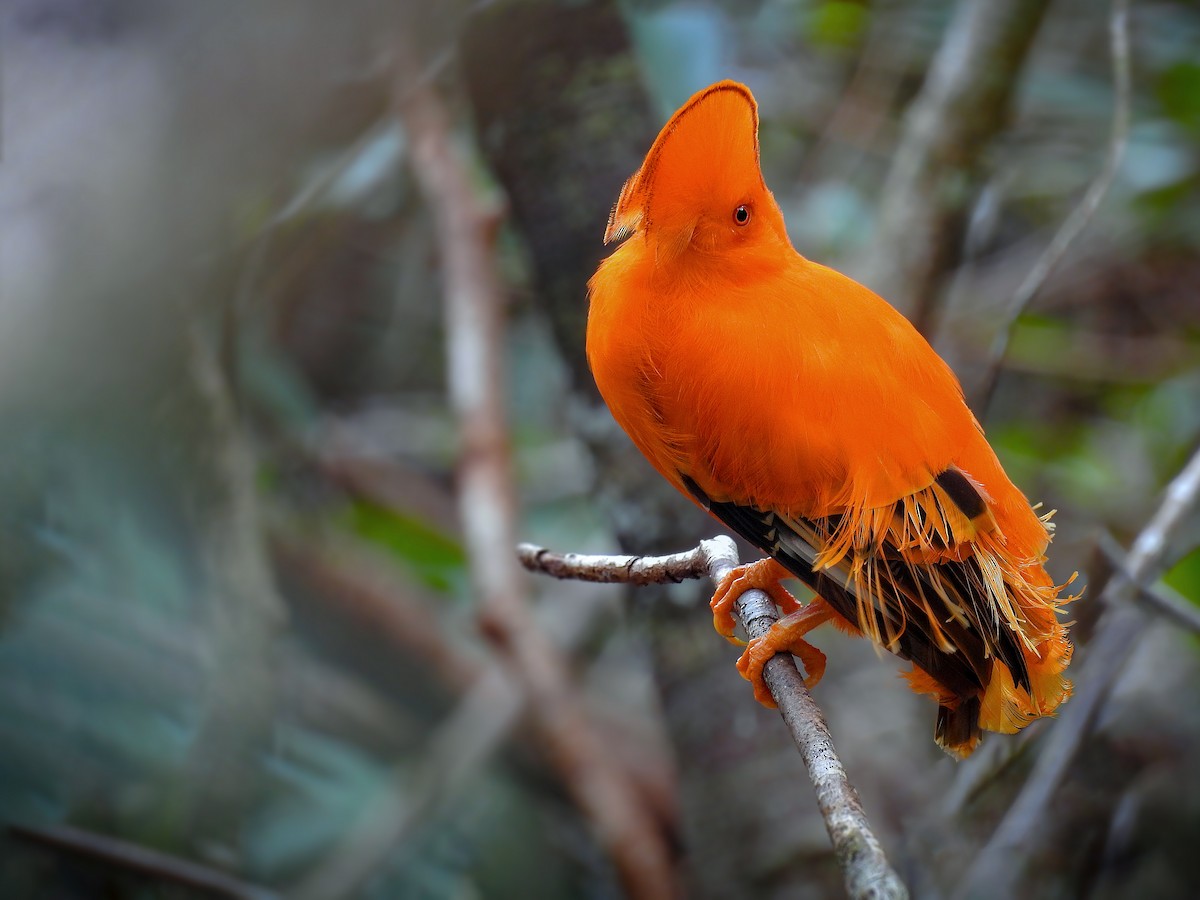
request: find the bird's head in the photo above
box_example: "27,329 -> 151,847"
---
604,81 -> 790,265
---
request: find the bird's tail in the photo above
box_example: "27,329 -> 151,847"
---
684,471 -> 1075,758
936,698 -> 983,759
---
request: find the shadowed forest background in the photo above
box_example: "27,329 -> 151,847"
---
2,0 -> 1200,897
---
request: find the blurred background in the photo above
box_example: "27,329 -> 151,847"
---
2,0 -> 1199,897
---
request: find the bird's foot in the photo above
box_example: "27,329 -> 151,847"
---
709,557 -> 798,645
736,598 -> 836,708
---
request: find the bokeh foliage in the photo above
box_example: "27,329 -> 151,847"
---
1,0 -> 1199,897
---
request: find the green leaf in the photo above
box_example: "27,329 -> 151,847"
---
1157,61 -> 1200,133
1164,547 -> 1200,606
808,1 -> 868,49
343,501 -> 465,594
1134,173 -> 1200,218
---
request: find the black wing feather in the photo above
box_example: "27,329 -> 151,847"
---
682,474 -> 1032,702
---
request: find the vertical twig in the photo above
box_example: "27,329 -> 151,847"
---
961,444 -> 1200,898
859,0 -> 1051,328
183,323 -> 285,841
396,61 -> 677,899
286,531 -> 639,899
973,0 -> 1132,415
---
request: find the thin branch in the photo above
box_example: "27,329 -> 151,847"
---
9,824 -> 278,900
285,531 -> 657,900
516,542 -> 710,586
1097,530 -> 1200,637
278,649 -> 417,755
522,535 -> 910,900
859,0 -> 1051,328
973,0 -> 1132,415
183,323 -> 285,843
395,60 -> 676,900
269,531 -> 481,693
937,732 -> 1038,823
794,1 -> 910,187
703,539 -> 910,900
1132,582 -> 1200,635
292,666 -> 523,900
961,443 -> 1200,898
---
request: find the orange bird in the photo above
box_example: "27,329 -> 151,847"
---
586,81 -> 1073,758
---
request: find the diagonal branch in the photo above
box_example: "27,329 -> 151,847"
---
521,535 -> 910,900
284,528 -> 665,900
1096,530 -> 1200,637
859,0 -> 1052,329
9,824 -> 278,900
972,0 -> 1132,415
397,58 -> 677,900
961,443 -> 1200,898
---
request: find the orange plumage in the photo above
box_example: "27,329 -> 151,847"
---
586,80 -> 1073,757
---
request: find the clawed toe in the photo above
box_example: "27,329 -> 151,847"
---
737,631 -> 827,707
709,558 -> 797,644
734,599 -> 836,708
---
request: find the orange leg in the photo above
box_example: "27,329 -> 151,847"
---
709,558 -> 799,645
736,597 -> 837,708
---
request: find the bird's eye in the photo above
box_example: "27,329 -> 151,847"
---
733,205 -> 751,226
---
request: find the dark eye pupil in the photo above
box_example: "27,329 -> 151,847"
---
734,205 -> 751,225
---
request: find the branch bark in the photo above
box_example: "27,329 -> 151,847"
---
285,528 -> 663,900
9,824 -> 277,900
961,444 -> 1200,898
858,0 -> 1051,330
269,531 -> 481,693
183,321 -> 285,847
972,0 -> 1131,415
1096,530 -> 1200,638
521,536 -> 910,900
396,60 -> 677,900
516,542 -> 711,586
